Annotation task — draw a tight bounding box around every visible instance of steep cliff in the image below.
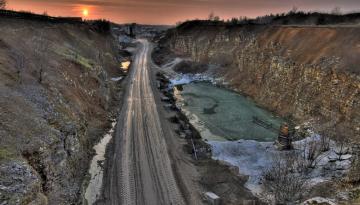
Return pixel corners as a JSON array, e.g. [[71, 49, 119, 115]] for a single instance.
[[157, 22, 360, 137], [0, 18, 126, 204]]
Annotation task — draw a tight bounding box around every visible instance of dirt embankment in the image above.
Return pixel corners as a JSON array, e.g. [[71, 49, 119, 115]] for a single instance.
[[0, 18, 126, 204], [155, 23, 360, 138]]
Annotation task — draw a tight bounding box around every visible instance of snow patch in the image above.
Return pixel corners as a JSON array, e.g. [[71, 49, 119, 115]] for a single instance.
[[85, 121, 116, 205], [209, 140, 275, 194], [111, 76, 123, 82], [209, 135, 352, 196], [301, 197, 337, 205], [170, 74, 216, 86]]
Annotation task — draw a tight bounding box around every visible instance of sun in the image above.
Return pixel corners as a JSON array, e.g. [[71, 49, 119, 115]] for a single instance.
[[82, 9, 89, 17]]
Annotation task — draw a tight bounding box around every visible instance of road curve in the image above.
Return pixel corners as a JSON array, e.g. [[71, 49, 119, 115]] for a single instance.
[[100, 39, 185, 205]]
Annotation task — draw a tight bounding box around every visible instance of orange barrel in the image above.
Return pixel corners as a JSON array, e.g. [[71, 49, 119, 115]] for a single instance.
[[280, 123, 289, 137]]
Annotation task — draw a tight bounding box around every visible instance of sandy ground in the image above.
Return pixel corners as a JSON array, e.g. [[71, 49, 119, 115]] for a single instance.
[[149, 55, 206, 205]]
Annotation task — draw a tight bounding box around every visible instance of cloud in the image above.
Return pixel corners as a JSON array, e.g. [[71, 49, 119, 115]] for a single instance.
[[9, 0, 360, 24], [15, 0, 360, 10], [24, 0, 208, 8]]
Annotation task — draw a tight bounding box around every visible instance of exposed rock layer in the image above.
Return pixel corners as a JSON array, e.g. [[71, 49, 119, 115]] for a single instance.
[[158, 23, 360, 135]]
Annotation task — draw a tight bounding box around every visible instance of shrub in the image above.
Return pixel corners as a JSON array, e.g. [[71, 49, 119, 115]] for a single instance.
[[0, 148, 13, 161], [92, 19, 111, 34], [262, 153, 308, 204], [0, 0, 6, 9], [348, 144, 360, 183]]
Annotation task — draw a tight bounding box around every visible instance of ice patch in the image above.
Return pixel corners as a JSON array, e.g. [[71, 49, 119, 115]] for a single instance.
[[209, 140, 275, 194], [209, 135, 352, 196], [170, 75, 194, 85], [173, 87, 226, 141], [111, 76, 123, 82], [169, 73, 217, 86]]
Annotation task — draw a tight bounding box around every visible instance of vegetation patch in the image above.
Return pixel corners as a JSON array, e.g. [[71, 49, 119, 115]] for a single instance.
[[0, 148, 14, 161], [56, 47, 94, 69], [90, 19, 111, 34]]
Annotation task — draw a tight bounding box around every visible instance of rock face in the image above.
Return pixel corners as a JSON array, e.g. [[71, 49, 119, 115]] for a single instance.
[[158, 22, 360, 136], [0, 18, 125, 204]]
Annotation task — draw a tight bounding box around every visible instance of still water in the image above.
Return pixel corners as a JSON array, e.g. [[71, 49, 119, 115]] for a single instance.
[[175, 82, 284, 142]]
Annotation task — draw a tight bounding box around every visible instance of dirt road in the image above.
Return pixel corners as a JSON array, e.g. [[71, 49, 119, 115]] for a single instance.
[[100, 39, 185, 205]]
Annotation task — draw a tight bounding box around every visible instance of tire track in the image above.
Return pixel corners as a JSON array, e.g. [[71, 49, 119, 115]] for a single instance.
[[100, 39, 185, 205]]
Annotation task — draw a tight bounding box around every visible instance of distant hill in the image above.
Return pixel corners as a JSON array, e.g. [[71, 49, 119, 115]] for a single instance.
[[0, 9, 83, 23], [176, 12, 360, 29]]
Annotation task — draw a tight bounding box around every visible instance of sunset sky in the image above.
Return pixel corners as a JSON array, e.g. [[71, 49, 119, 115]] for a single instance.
[[7, 0, 360, 25]]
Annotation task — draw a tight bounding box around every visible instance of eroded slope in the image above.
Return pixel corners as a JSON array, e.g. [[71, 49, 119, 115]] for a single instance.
[[0, 18, 125, 204]]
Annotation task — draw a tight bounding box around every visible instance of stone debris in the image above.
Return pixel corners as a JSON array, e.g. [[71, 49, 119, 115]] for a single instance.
[[301, 197, 337, 205], [0, 161, 40, 204]]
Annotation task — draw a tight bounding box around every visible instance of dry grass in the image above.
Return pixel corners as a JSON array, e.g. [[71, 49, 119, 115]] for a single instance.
[[0, 148, 14, 161]]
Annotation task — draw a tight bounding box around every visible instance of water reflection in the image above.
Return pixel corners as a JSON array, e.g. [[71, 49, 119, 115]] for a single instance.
[[121, 61, 131, 72]]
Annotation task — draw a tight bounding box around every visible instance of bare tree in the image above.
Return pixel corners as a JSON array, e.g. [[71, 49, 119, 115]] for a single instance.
[[208, 12, 215, 21], [289, 6, 299, 14], [348, 144, 360, 183], [34, 34, 50, 84], [331, 6, 342, 15], [312, 114, 351, 161], [297, 123, 331, 169], [333, 126, 350, 161], [262, 153, 308, 204], [310, 116, 337, 153], [208, 11, 220, 21], [0, 0, 6, 10], [11, 49, 26, 84], [319, 134, 331, 152], [301, 139, 326, 169]]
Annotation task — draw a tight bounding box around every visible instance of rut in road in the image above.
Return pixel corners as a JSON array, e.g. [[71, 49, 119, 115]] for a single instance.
[[100, 39, 185, 205]]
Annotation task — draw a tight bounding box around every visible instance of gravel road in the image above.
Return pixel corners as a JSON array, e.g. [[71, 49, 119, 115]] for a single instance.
[[100, 39, 185, 205]]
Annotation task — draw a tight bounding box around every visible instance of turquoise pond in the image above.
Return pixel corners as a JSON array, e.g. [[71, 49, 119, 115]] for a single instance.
[[176, 82, 285, 142]]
